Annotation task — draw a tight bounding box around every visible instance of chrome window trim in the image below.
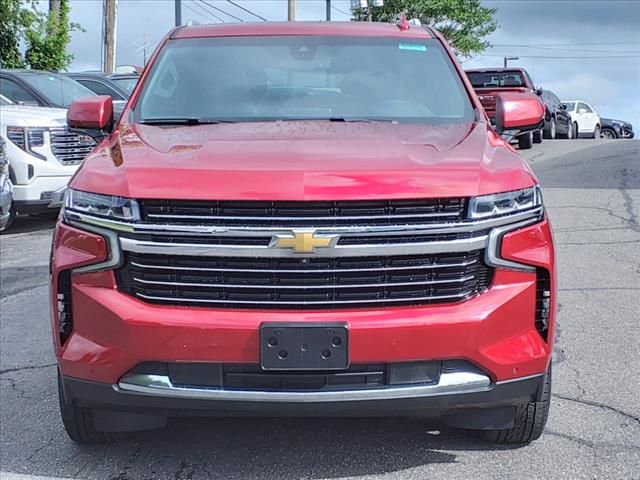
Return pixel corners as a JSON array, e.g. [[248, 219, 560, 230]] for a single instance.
[[116, 370, 494, 402], [64, 207, 543, 238]]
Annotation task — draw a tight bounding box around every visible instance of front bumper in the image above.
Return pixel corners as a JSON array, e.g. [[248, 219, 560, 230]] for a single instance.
[[61, 371, 545, 431], [52, 215, 556, 419]]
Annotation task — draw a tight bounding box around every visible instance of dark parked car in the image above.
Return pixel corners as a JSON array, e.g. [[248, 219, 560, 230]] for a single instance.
[[0, 69, 96, 108], [540, 89, 572, 139], [66, 72, 139, 100], [600, 118, 634, 139]]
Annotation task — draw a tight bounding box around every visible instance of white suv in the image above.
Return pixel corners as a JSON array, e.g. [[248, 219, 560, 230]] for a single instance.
[[562, 100, 601, 139], [0, 105, 95, 217]]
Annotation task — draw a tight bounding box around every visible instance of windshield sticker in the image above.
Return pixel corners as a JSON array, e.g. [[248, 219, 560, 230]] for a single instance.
[[399, 43, 427, 52]]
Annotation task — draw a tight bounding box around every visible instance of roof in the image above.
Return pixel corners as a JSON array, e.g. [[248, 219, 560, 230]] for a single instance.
[[172, 21, 433, 40]]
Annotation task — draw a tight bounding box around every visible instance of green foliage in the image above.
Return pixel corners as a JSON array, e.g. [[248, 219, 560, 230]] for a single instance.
[[352, 0, 498, 58], [0, 0, 80, 71], [24, 0, 81, 71], [0, 0, 25, 68]]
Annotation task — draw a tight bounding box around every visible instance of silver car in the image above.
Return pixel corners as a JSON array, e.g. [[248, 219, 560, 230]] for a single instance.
[[0, 136, 13, 231]]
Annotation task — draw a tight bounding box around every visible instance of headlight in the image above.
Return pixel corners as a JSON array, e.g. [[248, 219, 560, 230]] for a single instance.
[[468, 186, 543, 220], [6, 126, 47, 160], [64, 189, 140, 222]]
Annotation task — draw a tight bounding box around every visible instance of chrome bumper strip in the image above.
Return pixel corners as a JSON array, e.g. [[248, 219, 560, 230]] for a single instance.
[[117, 370, 493, 403]]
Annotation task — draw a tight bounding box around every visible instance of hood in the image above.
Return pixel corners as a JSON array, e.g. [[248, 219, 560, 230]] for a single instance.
[[0, 105, 67, 127], [71, 120, 537, 201]]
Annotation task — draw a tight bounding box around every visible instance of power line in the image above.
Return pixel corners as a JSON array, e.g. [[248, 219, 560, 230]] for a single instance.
[[492, 42, 640, 47], [489, 44, 640, 54], [331, 4, 350, 16], [225, 0, 266, 21], [198, 0, 244, 22], [479, 53, 640, 59], [183, 2, 221, 23], [191, 0, 225, 22]]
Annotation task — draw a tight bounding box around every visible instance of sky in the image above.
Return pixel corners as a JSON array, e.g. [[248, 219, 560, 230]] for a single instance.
[[60, 0, 640, 127]]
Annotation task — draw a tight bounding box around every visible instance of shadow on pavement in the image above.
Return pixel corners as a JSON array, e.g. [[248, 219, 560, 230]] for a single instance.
[[2, 214, 56, 235]]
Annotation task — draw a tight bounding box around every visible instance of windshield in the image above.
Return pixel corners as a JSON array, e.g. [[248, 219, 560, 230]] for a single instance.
[[19, 72, 95, 107], [467, 71, 526, 88], [563, 102, 576, 111], [111, 77, 138, 96], [134, 36, 473, 124]]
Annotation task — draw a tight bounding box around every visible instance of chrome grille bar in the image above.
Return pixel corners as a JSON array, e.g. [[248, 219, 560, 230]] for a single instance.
[[146, 211, 458, 221], [119, 235, 488, 257], [129, 258, 478, 273], [50, 127, 95, 165], [135, 291, 474, 306], [131, 275, 477, 290]]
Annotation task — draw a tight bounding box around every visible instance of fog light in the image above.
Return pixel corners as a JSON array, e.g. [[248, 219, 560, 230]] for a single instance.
[[388, 362, 440, 386]]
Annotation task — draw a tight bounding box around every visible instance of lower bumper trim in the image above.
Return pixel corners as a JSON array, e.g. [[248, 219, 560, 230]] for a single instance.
[[62, 372, 544, 419], [117, 370, 495, 403]]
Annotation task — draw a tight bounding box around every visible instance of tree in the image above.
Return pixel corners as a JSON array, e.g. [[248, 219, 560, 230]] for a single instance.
[[23, 0, 81, 71], [352, 0, 498, 58], [0, 0, 25, 68]]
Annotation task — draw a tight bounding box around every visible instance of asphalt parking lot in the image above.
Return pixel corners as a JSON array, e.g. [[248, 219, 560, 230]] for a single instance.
[[1, 139, 639, 480]]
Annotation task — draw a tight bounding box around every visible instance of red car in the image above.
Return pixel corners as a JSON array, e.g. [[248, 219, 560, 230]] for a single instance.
[[52, 21, 554, 445], [465, 67, 545, 149]]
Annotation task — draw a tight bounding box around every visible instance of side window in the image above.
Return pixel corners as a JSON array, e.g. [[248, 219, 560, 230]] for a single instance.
[[581, 103, 593, 113], [77, 79, 123, 100], [0, 78, 41, 105]]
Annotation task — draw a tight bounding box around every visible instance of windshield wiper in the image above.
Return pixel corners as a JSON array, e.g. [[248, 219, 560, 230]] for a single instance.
[[138, 117, 236, 125], [328, 117, 397, 124]]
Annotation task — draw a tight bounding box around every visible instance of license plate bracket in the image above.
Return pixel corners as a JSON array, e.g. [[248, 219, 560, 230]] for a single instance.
[[260, 323, 349, 371]]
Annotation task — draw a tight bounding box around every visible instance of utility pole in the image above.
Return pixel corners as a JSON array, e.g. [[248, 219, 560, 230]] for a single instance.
[[103, 0, 118, 73], [49, 0, 61, 19], [175, 0, 182, 27], [326, 0, 331, 21], [504, 56, 519, 68], [288, 0, 295, 21]]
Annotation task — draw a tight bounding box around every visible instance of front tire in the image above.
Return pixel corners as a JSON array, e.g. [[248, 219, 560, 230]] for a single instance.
[[0, 203, 16, 234], [518, 132, 533, 150], [485, 365, 551, 445], [572, 122, 578, 139], [58, 371, 122, 444], [544, 117, 557, 140], [532, 129, 543, 144], [601, 128, 617, 139]]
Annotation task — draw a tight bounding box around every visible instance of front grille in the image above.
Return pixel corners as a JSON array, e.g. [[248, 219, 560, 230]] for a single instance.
[[50, 127, 95, 165], [116, 250, 492, 309], [139, 198, 467, 227]]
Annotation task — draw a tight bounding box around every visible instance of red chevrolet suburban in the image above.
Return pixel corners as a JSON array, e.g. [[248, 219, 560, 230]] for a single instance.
[[465, 67, 545, 150], [52, 22, 554, 445]]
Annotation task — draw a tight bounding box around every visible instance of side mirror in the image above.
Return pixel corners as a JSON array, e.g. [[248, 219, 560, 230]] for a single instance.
[[536, 86, 543, 96], [494, 91, 544, 135], [67, 95, 114, 142]]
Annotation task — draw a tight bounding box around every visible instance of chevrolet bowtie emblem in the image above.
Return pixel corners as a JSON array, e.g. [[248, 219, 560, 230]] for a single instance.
[[270, 230, 339, 253]]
